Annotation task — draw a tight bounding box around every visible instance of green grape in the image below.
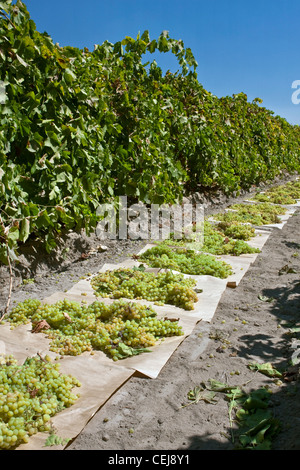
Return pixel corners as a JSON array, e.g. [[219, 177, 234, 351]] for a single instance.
[[0, 354, 81, 449], [202, 222, 259, 256], [252, 180, 300, 205], [91, 268, 198, 310], [254, 192, 296, 204], [7, 299, 184, 361], [214, 202, 287, 226], [7, 298, 41, 328], [138, 245, 232, 278], [155, 220, 258, 255], [230, 202, 286, 216], [216, 220, 255, 240]]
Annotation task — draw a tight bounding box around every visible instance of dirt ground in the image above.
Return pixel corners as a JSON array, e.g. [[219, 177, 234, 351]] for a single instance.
[[1, 178, 299, 452], [66, 206, 300, 452]]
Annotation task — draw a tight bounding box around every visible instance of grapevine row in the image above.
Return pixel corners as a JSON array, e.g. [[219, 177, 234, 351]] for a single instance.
[[1, 1, 300, 264]]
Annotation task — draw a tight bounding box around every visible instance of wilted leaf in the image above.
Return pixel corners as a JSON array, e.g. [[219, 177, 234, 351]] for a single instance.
[[63, 312, 72, 322], [117, 342, 151, 358], [248, 362, 282, 378], [282, 365, 300, 381], [31, 320, 51, 333], [206, 379, 242, 395], [44, 433, 70, 447], [181, 386, 217, 408], [258, 295, 274, 302], [278, 265, 297, 275]]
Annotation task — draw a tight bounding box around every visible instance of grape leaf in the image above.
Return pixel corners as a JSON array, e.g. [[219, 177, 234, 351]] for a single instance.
[[44, 433, 70, 447], [117, 342, 151, 358], [248, 362, 282, 378]]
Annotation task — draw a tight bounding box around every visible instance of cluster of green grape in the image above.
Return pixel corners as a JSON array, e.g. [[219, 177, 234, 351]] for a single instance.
[[201, 222, 260, 256], [216, 220, 256, 241], [138, 245, 232, 278], [231, 202, 286, 220], [213, 202, 287, 226], [217, 239, 260, 256], [252, 180, 300, 205], [6, 298, 42, 328], [155, 220, 258, 256], [90, 268, 199, 310], [7, 299, 183, 360], [0, 354, 81, 449]]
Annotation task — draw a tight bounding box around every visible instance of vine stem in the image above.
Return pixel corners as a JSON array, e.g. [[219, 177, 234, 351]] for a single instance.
[[0, 9, 16, 29], [0, 215, 14, 322]]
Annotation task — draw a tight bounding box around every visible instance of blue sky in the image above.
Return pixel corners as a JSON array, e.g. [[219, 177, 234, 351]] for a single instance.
[[23, 0, 300, 125]]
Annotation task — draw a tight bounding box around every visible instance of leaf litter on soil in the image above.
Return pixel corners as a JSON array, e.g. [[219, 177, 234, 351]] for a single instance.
[[181, 378, 281, 449]]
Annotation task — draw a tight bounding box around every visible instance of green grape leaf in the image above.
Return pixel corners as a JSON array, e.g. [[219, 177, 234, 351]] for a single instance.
[[7, 226, 19, 244], [19, 218, 30, 243], [181, 386, 218, 407], [258, 295, 274, 302], [206, 379, 242, 394], [117, 342, 151, 358], [44, 433, 70, 447], [248, 362, 282, 378]]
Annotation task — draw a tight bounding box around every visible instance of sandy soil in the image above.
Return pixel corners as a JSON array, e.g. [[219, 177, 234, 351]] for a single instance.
[[66, 206, 300, 451], [1, 178, 299, 452]]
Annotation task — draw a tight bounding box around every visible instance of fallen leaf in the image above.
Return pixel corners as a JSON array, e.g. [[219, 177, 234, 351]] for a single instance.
[[248, 362, 282, 378], [282, 365, 300, 382], [44, 433, 70, 447], [164, 318, 180, 323], [229, 350, 238, 357], [63, 312, 72, 322], [31, 320, 51, 333], [278, 265, 297, 275], [181, 386, 218, 408], [117, 342, 151, 358], [258, 295, 274, 302]]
